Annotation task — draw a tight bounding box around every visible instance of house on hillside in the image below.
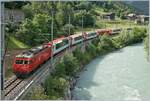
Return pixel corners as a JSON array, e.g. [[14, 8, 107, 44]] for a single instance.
[[101, 12, 115, 20], [135, 15, 149, 24], [125, 13, 137, 20], [4, 8, 25, 24]]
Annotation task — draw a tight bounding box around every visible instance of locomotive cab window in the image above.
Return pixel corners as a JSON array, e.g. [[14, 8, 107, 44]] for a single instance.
[[15, 60, 23, 64], [24, 61, 30, 64]]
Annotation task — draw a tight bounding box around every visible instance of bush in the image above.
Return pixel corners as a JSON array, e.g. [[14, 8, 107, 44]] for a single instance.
[[73, 46, 91, 65], [53, 53, 80, 77], [43, 76, 68, 99], [113, 27, 147, 47], [85, 42, 98, 58], [97, 35, 116, 54], [16, 13, 51, 46], [62, 53, 80, 76], [25, 85, 49, 100]]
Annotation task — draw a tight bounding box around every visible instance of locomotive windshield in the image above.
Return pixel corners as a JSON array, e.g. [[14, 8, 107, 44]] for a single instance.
[[15, 60, 31, 64], [15, 60, 23, 64]]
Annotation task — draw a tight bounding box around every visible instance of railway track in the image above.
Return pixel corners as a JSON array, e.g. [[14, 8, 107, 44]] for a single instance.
[[5, 78, 23, 96], [4, 47, 67, 100]]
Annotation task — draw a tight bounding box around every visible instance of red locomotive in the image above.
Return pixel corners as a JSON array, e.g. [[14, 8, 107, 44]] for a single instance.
[[12, 28, 121, 78], [13, 45, 51, 77]]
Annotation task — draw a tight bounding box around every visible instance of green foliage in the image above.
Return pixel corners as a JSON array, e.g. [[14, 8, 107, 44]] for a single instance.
[[77, 1, 92, 11], [16, 13, 51, 46], [73, 47, 91, 65], [74, 12, 95, 27], [62, 24, 75, 36], [113, 27, 147, 48], [97, 35, 116, 54], [5, 23, 19, 33], [20, 1, 89, 46], [25, 86, 49, 100], [5, 1, 29, 9], [43, 76, 68, 99], [62, 53, 80, 76], [86, 42, 98, 58], [42, 53, 79, 99], [53, 53, 80, 77], [94, 1, 135, 18], [6, 36, 29, 50]]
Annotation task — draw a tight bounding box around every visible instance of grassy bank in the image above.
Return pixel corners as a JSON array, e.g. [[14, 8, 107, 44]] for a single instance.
[[24, 27, 147, 100], [6, 35, 30, 50]]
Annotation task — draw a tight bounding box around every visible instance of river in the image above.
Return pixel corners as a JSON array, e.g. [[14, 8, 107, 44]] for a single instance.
[[72, 43, 150, 101]]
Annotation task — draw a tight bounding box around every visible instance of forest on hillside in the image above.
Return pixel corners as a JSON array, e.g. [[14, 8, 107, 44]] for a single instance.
[[5, 1, 135, 46]]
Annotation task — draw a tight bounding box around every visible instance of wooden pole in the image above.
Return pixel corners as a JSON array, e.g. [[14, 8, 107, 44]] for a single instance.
[[0, 2, 5, 100]]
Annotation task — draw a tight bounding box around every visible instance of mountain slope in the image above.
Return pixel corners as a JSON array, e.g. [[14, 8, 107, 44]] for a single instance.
[[124, 1, 149, 15]]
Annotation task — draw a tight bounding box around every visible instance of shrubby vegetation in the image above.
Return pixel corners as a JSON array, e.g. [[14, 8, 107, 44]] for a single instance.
[[113, 27, 147, 48], [43, 76, 68, 99]]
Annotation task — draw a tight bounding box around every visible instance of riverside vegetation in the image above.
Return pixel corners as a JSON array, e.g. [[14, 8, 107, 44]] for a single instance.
[[24, 27, 148, 100]]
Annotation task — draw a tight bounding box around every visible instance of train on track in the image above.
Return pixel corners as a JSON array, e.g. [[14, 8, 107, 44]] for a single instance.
[[12, 28, 127, 78]]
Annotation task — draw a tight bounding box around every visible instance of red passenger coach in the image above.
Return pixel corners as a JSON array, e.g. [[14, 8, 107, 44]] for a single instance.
[[12, 45, 51, 77]]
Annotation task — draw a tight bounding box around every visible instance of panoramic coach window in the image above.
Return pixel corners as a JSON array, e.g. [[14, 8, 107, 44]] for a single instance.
[[88, 32, 96, 37], [75, 36, 82, 41], [56, 42, 63, 49], [63, 39, 69, 44]]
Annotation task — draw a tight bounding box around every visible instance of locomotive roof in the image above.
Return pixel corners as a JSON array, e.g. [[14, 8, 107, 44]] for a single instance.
[[16, 45, 45, 58]]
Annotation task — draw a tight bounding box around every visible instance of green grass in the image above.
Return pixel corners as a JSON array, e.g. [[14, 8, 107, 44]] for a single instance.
[[96, 19, 147, 28], [6, 36, 30, 50]]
